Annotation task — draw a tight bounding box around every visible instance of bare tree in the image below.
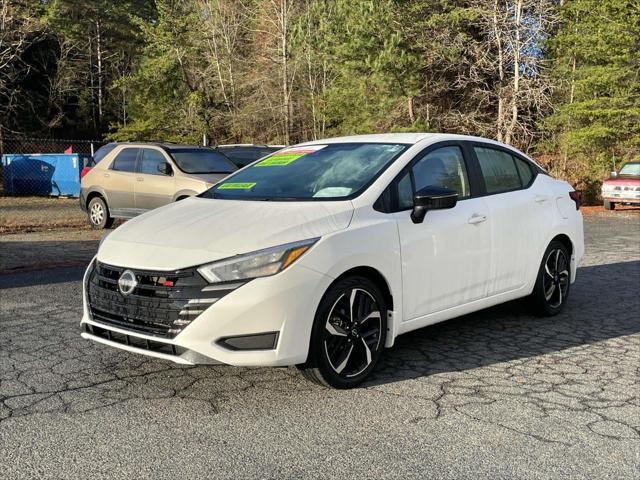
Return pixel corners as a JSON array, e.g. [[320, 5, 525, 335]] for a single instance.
[[474, 0, 557, 149], [0, 0, 43, 135]]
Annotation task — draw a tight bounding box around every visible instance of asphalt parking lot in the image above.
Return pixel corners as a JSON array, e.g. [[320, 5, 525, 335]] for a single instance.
[[1, 214, 639, 479]]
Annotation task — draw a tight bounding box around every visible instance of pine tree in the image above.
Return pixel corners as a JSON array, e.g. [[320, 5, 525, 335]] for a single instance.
[[545, 0, 640, 182]]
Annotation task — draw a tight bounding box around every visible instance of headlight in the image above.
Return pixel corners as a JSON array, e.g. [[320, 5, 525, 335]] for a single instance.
[[197, 238, 320, 283]]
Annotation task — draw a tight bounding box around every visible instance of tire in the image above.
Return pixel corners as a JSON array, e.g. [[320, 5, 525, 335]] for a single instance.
[[529, 241, 571, 316], [299, 276, 387, 389], [604, 200, 615, 210], [87, 196, 114, 229]]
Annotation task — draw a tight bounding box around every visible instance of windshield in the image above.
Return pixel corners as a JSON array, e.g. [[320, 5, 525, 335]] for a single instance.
[[203, 143, 408, 201], [619, 163, 640, 176], [168, 148, 237, 174]]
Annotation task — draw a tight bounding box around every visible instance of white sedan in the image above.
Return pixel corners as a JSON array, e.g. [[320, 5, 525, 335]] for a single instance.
[[81, 133, 584, 388]]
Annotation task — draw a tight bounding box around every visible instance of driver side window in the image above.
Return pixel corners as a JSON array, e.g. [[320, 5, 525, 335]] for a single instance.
[[397, 146, 470, 209]]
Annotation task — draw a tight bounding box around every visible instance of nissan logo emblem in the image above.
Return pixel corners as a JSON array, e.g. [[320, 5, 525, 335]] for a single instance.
[[118, 270, 138, 295]]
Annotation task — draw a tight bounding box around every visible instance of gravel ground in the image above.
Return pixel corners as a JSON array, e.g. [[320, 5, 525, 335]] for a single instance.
[[0, 214, 638, 479], [0, 196, 87, 234]]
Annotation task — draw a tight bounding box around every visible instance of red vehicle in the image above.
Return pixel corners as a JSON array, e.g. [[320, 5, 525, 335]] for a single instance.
[[601, 161, 640, 210]]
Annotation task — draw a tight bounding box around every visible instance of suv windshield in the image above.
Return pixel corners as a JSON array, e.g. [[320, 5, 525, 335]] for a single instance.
[[204, 143, 408, 201], [619, 163, 640, 176], [217, 146, 283, 168], [168, 148, 236, 174]]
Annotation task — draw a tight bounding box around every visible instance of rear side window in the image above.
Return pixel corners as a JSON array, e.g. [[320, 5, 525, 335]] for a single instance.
[[474, 147, 521, 194], [92, 143, 117, 165], [111, 148, 139, 172], [514, 156, 533, 186], [139, 149, 168, 175]]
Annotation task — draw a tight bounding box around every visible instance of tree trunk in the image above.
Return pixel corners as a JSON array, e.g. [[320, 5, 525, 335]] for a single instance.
[[280, 0, 290, 145], [408, 96, 415, 123], [493, 0, 505, 142], [95, 20, 103, 126], [505, 0, 522, 145]]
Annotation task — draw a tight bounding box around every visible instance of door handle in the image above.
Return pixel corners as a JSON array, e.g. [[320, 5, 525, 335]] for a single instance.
[[103, 173, 110, 178], [535, 195, 550, 203], [468, 213, 487, 225], [136, 177, 144, 182]]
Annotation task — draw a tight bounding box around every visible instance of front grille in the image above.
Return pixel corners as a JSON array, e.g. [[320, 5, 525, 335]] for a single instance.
[[84, 324, 187, 356], [86, 261, 243, 338]]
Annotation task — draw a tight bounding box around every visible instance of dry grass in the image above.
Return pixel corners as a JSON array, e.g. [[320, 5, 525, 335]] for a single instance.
[[0, 196, 88, 234]]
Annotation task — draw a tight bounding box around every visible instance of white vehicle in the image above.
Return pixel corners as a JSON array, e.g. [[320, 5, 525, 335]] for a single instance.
[[81, 134, 584, 388]]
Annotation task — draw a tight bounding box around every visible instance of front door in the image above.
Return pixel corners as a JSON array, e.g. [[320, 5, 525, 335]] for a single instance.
[[105, 147, 139, 217], [134, 148, 176, 212], [394, 144, 492, 320]]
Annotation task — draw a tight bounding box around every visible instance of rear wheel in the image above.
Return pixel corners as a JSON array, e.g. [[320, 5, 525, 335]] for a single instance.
[[530, 241, 571, 316], [604, 200, 615, 210], [299, 276, 387, 389], [88, 196, 114, 229]]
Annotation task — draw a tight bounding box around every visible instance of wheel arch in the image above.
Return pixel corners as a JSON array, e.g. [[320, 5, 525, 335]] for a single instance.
[[331, 266, 394, 312], [551, 233, 573, 258], [86, 189, 108, 208]]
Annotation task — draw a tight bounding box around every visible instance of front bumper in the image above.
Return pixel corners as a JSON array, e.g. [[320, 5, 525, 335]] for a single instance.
[[79, 188, 87, 211], [602, 194, 640, 204], [81, 260, 333, 367]]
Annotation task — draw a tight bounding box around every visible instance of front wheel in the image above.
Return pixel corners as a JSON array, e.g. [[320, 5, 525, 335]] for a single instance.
[[530, 241, 571, 316], [299, 276, 387, 388], [87, 196, 114, 229]]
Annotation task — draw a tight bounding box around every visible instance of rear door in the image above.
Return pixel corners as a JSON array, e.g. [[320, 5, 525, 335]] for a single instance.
[[470, 144, 546, 296], [134, 147, 176, 212], [105, 147, 139, 217], [393, 143, 492, 319]]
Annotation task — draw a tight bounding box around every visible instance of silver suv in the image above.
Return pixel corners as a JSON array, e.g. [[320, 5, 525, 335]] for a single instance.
[[80, 143, 236, 228]]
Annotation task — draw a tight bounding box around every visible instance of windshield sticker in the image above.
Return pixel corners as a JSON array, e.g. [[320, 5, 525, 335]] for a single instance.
[[313, 187, 353, 198], [217, 182, 257, 190], [256, 145, 326, 167]]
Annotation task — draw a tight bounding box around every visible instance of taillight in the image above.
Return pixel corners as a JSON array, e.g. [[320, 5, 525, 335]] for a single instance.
[[569, 191, 581, 210], [80, 166, 92, 179]]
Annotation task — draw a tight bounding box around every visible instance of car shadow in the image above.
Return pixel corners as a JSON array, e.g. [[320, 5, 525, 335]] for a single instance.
[[0, 265, 88, 289], [366, 260, 640, 387]]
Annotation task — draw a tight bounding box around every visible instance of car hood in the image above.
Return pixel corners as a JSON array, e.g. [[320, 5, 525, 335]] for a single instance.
[[97, 197, 354, 270], [603, 176, 640, 186], [186, 172, 232, 184]]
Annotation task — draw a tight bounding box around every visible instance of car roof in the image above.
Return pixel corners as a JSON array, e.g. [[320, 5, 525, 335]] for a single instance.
[[296, 133, 545, 170], [216, 144, 285, 148], [297, 132, 517, 146], [102, 142, 210, 149], [298, 133, 440, 145]]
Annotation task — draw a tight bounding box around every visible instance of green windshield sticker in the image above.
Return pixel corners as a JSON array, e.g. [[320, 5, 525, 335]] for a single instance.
[[255, 145, 327, 167], [256, 153, 304, 167], [218, 182, 257, 190]]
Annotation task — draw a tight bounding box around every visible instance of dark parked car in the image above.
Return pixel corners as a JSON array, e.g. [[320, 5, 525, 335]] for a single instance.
[[214, 144, 285, 168]]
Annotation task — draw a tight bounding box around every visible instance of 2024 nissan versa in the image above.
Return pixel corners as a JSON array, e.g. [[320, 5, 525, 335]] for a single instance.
[[81, 134, 584, 388]]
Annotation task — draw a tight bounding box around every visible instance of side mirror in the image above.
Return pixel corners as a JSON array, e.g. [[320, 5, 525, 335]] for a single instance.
[[157, 162, 172, 175], [610, 171, 618, 178], [411, 186, 458, 224]]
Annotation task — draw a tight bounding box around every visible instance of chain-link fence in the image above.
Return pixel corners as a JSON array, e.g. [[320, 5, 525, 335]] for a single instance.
[[0, 137, 105, 196]]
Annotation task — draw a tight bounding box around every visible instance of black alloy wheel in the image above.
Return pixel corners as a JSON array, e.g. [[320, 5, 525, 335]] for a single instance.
[[300, 276, 387, 388], [531, 240, 571, 316]]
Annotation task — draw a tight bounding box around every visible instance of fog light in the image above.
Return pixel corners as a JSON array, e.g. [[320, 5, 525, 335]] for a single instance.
[[217, 332, 279, 351]]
